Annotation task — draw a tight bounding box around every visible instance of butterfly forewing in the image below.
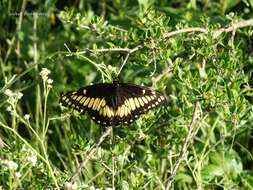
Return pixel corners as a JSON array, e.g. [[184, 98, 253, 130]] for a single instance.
[[60, 82, 167, 126], [60, 83, 116, 125]]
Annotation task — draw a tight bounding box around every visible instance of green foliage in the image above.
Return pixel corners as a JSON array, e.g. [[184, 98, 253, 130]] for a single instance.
[[0, 0, 253, 189]]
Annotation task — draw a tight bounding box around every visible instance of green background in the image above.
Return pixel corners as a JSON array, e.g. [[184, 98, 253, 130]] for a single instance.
[[0, 0, 253, 189]]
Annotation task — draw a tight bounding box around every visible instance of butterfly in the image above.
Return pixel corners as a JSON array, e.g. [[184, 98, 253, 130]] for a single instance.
[[60, 80, 167, 126]]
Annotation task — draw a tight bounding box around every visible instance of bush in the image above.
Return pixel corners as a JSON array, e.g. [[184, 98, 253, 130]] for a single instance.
[[0, 0, 253, 189]]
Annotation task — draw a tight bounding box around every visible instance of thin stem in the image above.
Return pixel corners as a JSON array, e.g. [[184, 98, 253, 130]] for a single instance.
[[9, 110, 60, 189], [0, 121, 46, 163], [118, 52, 130, 76], [163, 27, 207, 38], [165, 102, 199, 190], [40, 142, 60, 189], [42, 81, 47, 137], [77, 47, 134, 54], [149, 49, 157, 77], [70, 126, 113, 183], [33, 13, 38, 69], [78, 54, 110, 81], [112, 156, 115, 189], [162, 19, 253, 39], [3, 0, 27, 64], [213, 19, 253, 38], [117, 45, 143, 76]]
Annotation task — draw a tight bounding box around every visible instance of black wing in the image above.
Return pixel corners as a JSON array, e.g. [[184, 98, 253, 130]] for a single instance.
[[60, 82, 167, 126], [112, 83, 167, 125], [60, 83, 117, 125]]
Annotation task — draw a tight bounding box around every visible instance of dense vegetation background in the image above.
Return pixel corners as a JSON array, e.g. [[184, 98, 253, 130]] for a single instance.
[[0, 0, 253, 189]]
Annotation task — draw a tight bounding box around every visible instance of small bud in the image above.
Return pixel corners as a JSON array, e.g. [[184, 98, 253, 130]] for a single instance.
[[24, 114, 30, 120], [27, 155, 37, 166], [4, 89, 13, 97]]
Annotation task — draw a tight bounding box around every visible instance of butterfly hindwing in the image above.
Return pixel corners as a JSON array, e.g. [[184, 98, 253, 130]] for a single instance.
[[60, 82, 167, 126]]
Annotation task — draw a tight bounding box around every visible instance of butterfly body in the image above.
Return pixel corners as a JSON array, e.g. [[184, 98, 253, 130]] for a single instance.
[[60, 81, 167, 126]]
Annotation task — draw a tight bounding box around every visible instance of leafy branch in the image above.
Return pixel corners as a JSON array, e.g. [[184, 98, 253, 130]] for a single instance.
[[165, 102, 199, 190], [70, 126, 113, 183], [71, 19, 253, 76]]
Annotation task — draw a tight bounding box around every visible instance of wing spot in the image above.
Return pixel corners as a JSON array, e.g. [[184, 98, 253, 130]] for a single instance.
[[80, 97, 87, 104], [96, 99, 105, 111], [103, 122, 107, 125], [135, 115, 138, 118], [155, 101, 159, 105], [142, 90, 146, 94], [130, 119, 133, 122], [103, 107, 107, 117], [146, 96, 151, 101], [100, 99, 106, 107], [105, 106, 112, 118], [76, 96, 83, 101], [71, 95, 77, 100], [152, 104, 155, 107], [138, 98, 144, 107], [151, 95, 156, 100], [83, 89, 87, 95], [88, 98, 94, 108], [120, 105, 125, 117], [62, 96, 66, 101], [142, 97, 148, 104], [99, 108, 103, 116], [109, 107, 114, 117], [83, 97, 90, 106], [128, 98, 136, 111], [124, 99, 131, 110], [92, 98, 100, 110], [80, 109, 84, 112], [124, 121, 128, 124], [97, 120, 101, 123], [125, 105, 130, 116], [134, 98, 140, 108], [92, 117, 95, 119], [124, 106, 128, 116]]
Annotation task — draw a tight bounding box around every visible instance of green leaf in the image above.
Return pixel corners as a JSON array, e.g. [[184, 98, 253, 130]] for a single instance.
[[201, 164, 224, 181], [122, 180, 129, 190]]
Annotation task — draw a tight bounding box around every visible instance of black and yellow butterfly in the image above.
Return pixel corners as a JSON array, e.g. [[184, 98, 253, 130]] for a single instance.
[[60, 80, 167, 126]]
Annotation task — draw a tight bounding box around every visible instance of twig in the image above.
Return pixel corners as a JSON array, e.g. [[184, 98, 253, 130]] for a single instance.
[[213, 19, 253, 38], [4, 0, 27, 64], [117, 45, 142, 75], [165, 102, 199, 190], [77, 47, 136, 55], [149, 39, 157, 77], [112, 156, 115, 189], [163, 19, 253, 39], [70, 126, 113, 183], [163, 27, 207, 38], [65, 44, 142, 77], [153, 65, 173, 85]]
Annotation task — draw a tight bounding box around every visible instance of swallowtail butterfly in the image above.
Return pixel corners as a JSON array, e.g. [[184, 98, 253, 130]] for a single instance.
[[60, 80, 167, 126]]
